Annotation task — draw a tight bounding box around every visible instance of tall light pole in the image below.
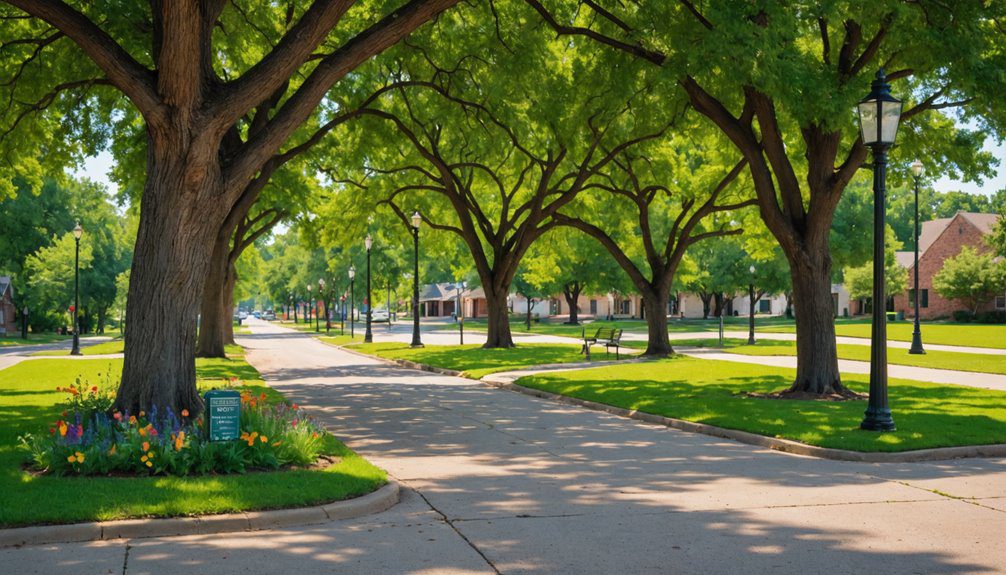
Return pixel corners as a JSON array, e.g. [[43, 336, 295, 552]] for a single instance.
[[339, 293, 345, 335], [364, 234, 374, 343], [909, 160, 926, 355], [459, 280, 467, 346], [308, 284, 316, 332], [349, 266, 356, 338], [410, 211, 423, 348], [748, 265, 757, 345], [70, 222, 83, 356], [319, 278, 328, 333], [857, 69, 902, 432]]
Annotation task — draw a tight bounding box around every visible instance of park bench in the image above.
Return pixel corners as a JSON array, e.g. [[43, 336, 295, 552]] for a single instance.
[[581, 327, 623, 360]]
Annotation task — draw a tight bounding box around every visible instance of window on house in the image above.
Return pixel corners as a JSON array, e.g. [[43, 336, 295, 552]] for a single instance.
[[996, 295, 1006, 310], [908, 289, 930, 309], [759, 299, 771, 313], [589, 299, 597, 314]]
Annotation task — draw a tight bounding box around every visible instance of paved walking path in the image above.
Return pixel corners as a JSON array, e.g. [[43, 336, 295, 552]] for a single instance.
[[7, 320, 1004, 574], [0, 336, 114, 372]]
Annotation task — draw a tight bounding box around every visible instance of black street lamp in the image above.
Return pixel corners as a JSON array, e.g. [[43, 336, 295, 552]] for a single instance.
[[339, 293, 345, 335], [319, 278, 328, 333], [70, 222, 83, 356], [458, 280, 467, 346], [288, 292, 293, 322], [909, 160, 926, 355], [349, 265, 356, 339], [364, 234, 374, 343], [748, 265, 757, 345], [410, 211, 423, 348], [856, 69, 902, 432], [308, 284, 317, 332]]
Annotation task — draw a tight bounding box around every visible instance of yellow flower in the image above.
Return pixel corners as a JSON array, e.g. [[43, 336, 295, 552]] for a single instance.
[[259, 435, 268, 443], [75, 452, 84, 463], [58, 422, 68, 437], [141, 455, 148, 462], [145, 461, 153, 468], [139, 410, 145, 417], [138, 427, 147, 437], [108, 444, 117, 456], [67, 454, 76, 463]]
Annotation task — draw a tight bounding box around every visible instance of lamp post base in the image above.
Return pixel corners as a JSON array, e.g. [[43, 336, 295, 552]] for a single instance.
[[909, 331, 925, 355], [860, 407, 896, 431]]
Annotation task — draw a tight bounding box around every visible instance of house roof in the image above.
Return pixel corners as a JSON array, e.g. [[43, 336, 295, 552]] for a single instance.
[[893, 212, 999, 270], [894, 251, 915, 269], [419, 282, 465, 302]]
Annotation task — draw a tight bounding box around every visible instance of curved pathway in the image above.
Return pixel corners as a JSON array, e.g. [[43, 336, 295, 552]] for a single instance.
[[6, 321, 1004, 574]]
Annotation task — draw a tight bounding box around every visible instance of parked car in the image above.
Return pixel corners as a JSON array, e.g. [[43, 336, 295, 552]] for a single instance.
[[251, 311, 261, 319], [237, 311, 248, 320], [371, 309, 390, 323], [262, 310, 276, 321]]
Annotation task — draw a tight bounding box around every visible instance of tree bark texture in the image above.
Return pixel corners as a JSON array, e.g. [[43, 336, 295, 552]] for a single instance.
[[563, 282, 582, 324], [483, 287, 514, 348], [196, 232, 232, 358], [641, 289, 673, 356], [115, 150, 225, 416], [785, 256, 847, 396]]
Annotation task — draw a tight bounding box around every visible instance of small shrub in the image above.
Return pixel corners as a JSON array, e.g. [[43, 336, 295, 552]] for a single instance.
[[976, 310, 1006, 324], [952, 310, 974, 323], [18, 382, 333, 477]]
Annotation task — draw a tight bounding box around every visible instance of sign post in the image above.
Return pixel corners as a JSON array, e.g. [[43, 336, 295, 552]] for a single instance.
[[204, 389, 241, 441]]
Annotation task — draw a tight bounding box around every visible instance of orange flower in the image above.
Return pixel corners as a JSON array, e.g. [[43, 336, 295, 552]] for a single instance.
[[138, 427, 147, 437], [58, 422, 68, 437], [108, 444, 117, 456], [67, 454, 77, 463], [139, 410, 145, 417], [181, 409, 189, 418], [259, 435, 268, 443], [142, 441, 150, 452], [128, 415, 137, 425]]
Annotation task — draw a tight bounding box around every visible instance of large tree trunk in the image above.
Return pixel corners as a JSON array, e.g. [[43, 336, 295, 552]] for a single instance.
[[115, 150, 224, 416], [483, 288, 514, 348], [700, 293, 712, 319], [196, 234, 231, 358], [642, 290, 673, 356], [785, 257, 852, 396], [563, 282, 582, 324]]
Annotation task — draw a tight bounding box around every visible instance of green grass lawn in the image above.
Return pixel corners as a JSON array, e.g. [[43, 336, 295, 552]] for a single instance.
[[0, 352, 386, 527], [669, 337, 1006, 375], [323, 340, 591, 379], [763, 320, 1006, 349], [516, 356, 1006, 452]]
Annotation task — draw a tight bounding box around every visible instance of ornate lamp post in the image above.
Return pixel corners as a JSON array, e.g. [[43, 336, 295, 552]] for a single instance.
[[70, 222, 83, 356], [339, 293, 345, 335], [748, 265, 757, 345], [364, 234, 374, 343], [307, 284, 316, 332], [909, 160, 926, 355], [410, 211, 423, 348], [287, 292, 293, 322], [319, 278, 329, 333], [856, 69, 902, 432], [349, 266, 356, 338]]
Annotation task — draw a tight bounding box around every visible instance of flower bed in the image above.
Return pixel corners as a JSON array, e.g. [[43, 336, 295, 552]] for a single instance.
[[20, 378, 330, 476]]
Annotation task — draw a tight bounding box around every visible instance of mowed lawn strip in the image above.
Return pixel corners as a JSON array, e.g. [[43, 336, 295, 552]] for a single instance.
[[320, 339, 589, 379], [0, 354, 386, 528], [515, 356, 1006, 452], [667, 338, 1006, 375], [763, 321, 1006, 349]]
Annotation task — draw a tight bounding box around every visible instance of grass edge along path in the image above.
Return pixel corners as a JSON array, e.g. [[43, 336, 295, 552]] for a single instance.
[[0, 353, 386, 528], [667, 338, 1006, 376], [318, 337, 592, 379], [514, 356, 1006, 453]]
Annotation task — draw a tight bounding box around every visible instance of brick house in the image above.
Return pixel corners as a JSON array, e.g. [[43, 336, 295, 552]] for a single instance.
[[893, 212, 1003, 319], [0, 276, 17, 335]]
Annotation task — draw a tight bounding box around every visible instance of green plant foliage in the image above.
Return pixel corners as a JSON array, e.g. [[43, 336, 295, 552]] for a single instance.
[[933, 246, 1006, 315]]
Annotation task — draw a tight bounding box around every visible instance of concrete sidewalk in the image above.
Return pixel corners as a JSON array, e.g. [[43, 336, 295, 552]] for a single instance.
[[6, 321, 1004, 574], [0, 336, 114, 372]]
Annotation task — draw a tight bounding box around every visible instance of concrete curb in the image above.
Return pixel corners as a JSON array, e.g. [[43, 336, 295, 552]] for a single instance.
[[0, 480, 399, 549], [481, 373, 1006, 463]]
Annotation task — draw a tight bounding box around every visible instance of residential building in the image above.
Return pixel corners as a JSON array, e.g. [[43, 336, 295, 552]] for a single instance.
[[892, 212, 1002, 319], [0, 276, 17, 334], [418, 283, 461, 317]]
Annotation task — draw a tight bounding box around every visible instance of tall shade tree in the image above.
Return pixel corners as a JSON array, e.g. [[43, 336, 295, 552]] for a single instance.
[[326, 21, 669, 347], [526, 0, 1004, 395], [0, 0, 461, 414], [555, 133, 756, 355]]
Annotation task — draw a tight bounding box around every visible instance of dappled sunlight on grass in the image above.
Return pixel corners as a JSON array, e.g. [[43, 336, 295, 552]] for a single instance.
[[763, 320, 1006, 349], [516, 356, 1006, 452]]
